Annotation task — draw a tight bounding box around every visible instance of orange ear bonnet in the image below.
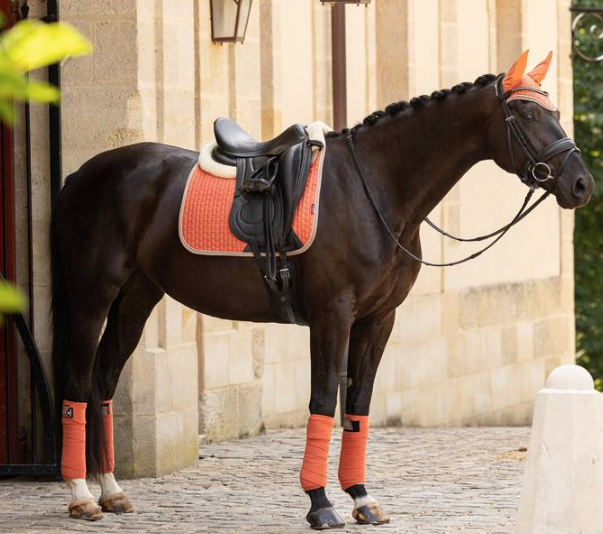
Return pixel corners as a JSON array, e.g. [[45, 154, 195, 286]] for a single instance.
[[503, 50, 556, 111]]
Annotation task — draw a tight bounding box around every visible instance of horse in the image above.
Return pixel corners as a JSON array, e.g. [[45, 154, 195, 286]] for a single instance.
[[50, 50, 593, 527]]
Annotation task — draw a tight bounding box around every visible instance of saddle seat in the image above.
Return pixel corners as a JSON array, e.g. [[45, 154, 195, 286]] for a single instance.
[[213, 117, 308, 159]]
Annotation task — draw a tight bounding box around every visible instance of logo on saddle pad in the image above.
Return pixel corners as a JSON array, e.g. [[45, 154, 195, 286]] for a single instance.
[[62, 406, 74, 419]]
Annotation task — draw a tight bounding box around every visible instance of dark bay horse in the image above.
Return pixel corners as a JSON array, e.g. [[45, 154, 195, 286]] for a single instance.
[[51, 51, 593, 526]]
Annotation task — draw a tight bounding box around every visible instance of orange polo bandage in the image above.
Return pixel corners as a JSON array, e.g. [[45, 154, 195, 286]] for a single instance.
[[100, 400, 115, 473], [61, 400, 87, 480], [300, 414, 335, 491], [338, 414, 369, 490]]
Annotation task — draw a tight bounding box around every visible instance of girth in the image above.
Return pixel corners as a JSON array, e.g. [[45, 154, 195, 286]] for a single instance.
[[213, 118, 320, 325]]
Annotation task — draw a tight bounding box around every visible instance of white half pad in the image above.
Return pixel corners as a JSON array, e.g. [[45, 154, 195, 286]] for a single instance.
[[198, 120, 332, 178]]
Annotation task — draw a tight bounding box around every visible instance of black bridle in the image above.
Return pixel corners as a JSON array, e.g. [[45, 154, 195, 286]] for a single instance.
[[346, 74, 580, 267], [495, 75, 580, 188]]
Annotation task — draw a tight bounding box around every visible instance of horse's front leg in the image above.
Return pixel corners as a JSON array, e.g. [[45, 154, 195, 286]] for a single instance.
[[302, 311, 353, 529], [338, 310, 395, 525]]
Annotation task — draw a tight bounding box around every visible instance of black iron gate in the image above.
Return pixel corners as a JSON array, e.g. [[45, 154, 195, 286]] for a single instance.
[[0, 0, 62, 477]]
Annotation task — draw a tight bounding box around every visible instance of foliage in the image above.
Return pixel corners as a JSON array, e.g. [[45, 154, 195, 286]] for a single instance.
[[0, 12, 90, 319], [573, 0, 603, 389], [0, 11, 91, 123], [0, 280, 26, 324]]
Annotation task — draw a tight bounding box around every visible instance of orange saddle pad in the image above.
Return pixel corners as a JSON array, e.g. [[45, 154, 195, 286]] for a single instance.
[[179, 150, 325, 256]]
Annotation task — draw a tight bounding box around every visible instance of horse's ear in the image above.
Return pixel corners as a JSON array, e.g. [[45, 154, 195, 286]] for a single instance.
[[527, 51, 553, 85], [502, 50, 529, 92]]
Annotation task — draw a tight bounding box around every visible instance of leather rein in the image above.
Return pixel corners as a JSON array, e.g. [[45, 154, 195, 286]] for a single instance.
[[346, 74, 580, 267]]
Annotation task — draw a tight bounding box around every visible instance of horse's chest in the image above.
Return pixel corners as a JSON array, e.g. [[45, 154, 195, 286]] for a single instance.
[[357, 250, 422, 317]]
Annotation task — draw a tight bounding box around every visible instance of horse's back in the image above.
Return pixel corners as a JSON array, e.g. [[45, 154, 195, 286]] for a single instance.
[[54, 142, 198, 271]]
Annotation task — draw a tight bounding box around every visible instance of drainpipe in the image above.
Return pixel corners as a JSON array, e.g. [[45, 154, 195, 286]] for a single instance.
[[331, 4, 347, 131]]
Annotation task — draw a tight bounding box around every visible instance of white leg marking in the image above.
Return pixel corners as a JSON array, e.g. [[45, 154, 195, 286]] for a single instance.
[[66, 478, 95, 502], [98, 472, 124, 498], [353, 494, 377, 510]]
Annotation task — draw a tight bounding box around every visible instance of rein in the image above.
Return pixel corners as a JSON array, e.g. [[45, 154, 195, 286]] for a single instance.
[[346, 75, 579, 267]]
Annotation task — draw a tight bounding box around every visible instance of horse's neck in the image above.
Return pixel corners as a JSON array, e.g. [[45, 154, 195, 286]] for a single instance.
[[356, 88, 492, 229]]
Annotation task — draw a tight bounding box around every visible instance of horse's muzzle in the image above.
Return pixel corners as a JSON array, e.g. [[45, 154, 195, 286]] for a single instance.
[[555, 173, 594, 209]]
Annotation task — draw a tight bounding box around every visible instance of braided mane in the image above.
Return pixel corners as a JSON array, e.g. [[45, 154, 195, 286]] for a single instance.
[[326, 73, 499, 138]]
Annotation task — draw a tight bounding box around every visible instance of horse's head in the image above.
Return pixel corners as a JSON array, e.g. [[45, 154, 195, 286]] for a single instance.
[[487, 50, 594, 209]]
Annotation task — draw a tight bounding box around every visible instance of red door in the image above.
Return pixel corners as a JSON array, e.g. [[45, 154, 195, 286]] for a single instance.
[[0, 0, 19, 465]]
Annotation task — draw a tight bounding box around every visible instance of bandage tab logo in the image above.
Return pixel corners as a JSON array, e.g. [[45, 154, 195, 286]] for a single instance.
[[62, 406, 74, 419]]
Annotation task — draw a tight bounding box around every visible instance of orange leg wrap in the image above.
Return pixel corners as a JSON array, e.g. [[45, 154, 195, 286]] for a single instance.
[[300, 414, 335, 491], [100, 400, 115, 473], [338, 414, 369, 490], [61, 400, 87, 480]]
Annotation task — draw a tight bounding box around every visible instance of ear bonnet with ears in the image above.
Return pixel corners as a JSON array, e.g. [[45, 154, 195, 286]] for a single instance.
[[502, 50, 556, 111]]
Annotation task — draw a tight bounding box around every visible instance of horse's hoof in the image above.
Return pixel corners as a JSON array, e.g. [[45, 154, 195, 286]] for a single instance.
[[68, 498, 103, 521], [352, 503, 390, 525], [306, 506, 345, 529], [99, 492, 134, 514]]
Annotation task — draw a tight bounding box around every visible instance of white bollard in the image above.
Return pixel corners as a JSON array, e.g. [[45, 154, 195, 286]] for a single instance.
[[516, 364, 603, 534]]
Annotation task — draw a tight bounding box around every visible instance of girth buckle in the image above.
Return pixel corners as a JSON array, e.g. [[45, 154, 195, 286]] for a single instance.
[[279, 267, 291, 288]]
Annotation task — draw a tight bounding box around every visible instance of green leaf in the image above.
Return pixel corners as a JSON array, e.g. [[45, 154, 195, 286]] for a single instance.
[[1, 20, 92, 72], [26, 80, 60, 103], [0, 97, 15, 123], [0, 281, 26, 314]]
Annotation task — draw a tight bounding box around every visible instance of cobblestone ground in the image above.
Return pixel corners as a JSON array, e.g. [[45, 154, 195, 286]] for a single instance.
[[0, 427, 530, 534]]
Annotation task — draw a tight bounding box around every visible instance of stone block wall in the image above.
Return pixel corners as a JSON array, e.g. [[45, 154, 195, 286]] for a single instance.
[[198, 318, 264, 441]]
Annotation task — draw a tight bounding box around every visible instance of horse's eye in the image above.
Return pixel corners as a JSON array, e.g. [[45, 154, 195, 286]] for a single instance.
[[523, 113, 535, 122]]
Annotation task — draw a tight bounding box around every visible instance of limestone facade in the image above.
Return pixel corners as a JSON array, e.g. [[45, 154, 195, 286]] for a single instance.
[[11, 0, 575, 474]]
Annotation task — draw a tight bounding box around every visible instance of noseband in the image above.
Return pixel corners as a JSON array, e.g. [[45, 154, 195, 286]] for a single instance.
[[346, 75, 581, 267], [495, 75, 580, 188]]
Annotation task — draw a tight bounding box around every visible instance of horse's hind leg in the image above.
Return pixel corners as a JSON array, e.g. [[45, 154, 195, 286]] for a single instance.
[[338, 311, 395, 525], [61, 282, 124, 521], [93, 271, 164, 514]]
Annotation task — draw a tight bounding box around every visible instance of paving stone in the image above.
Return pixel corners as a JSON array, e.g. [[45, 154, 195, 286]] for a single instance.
[[0, 427, 529, 533]]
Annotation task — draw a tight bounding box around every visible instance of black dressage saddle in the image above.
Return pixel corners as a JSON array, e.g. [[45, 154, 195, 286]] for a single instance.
[[212, 117, 322, 325]]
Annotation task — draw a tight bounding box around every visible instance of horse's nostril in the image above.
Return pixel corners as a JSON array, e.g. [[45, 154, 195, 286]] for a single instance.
[[573, 177, 587, 199]]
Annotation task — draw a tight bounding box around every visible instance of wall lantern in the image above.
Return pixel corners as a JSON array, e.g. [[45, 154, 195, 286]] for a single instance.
[[210, 0, 253, 44]]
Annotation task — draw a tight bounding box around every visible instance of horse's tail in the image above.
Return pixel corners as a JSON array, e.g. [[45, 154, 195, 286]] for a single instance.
[[51, 171, 105, 476]]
